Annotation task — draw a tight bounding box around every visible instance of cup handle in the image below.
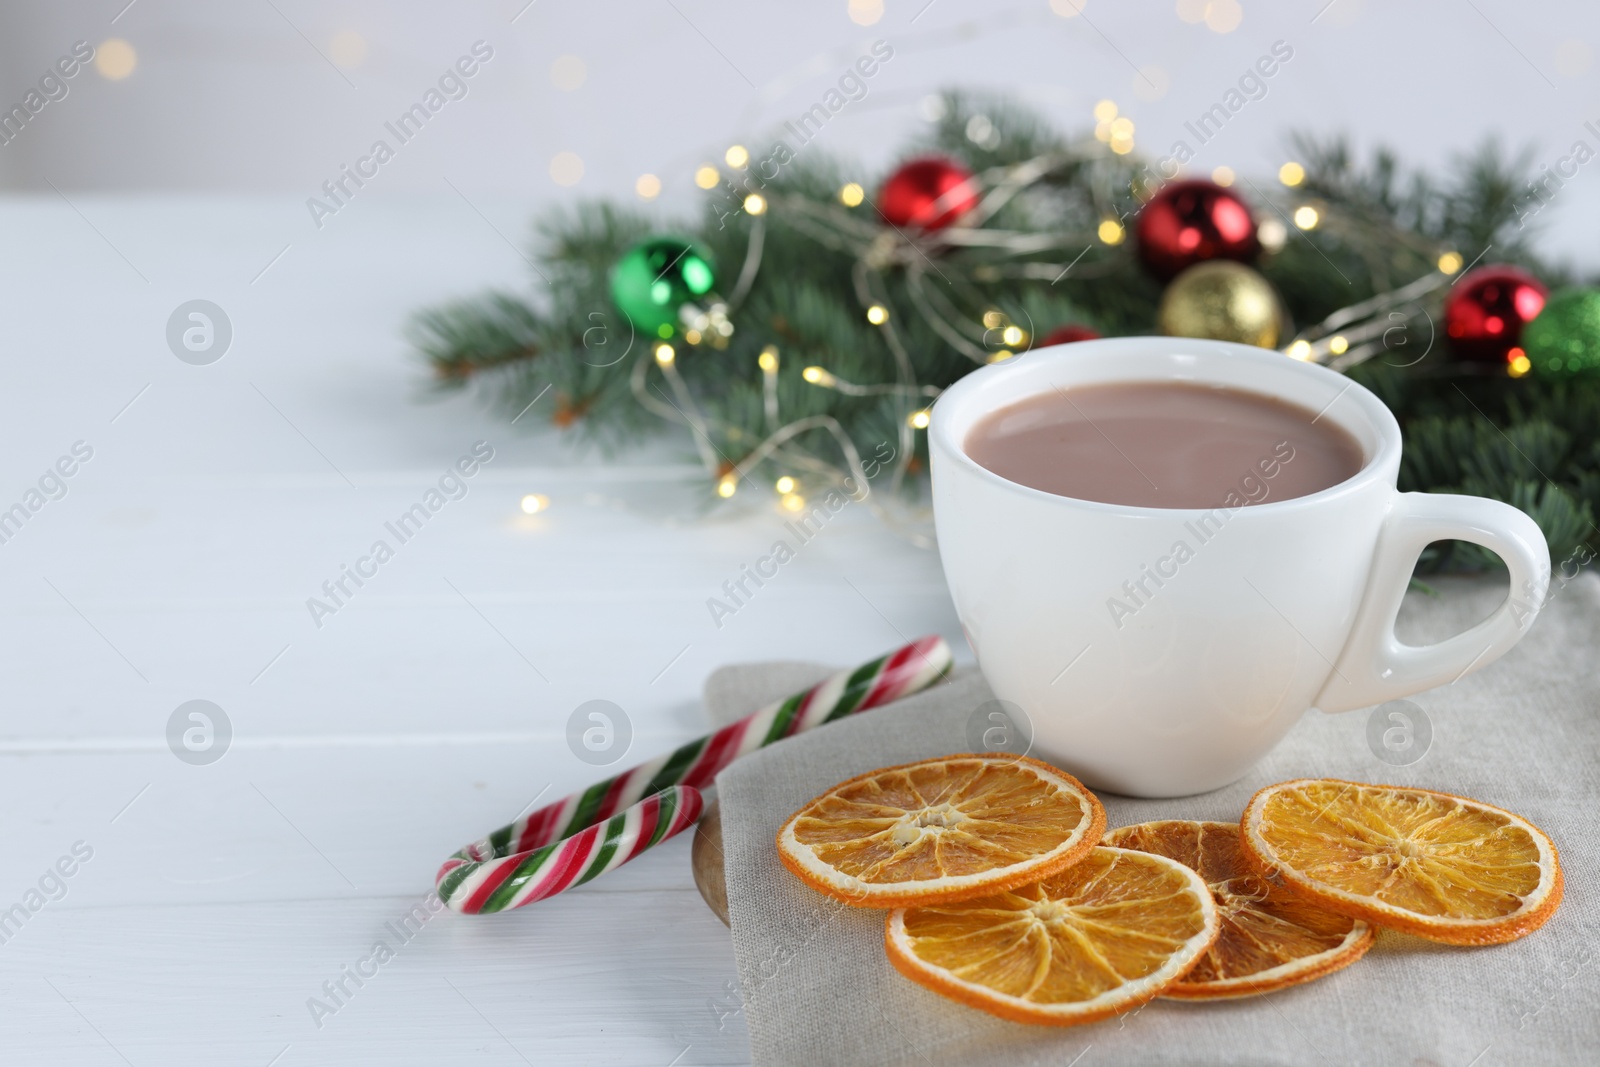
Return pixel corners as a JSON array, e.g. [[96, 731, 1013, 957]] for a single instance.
[[1313, 492, 1550, 713]]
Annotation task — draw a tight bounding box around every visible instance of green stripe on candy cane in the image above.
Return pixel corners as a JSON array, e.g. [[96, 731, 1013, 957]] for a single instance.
[[636, 736, 712, 804], [557, 776, 623, 842], [760, 689, 811, 746], [828, 655, 897, 720]]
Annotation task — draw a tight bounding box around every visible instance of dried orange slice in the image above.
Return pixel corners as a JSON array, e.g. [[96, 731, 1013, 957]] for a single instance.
[[1106, 820, 1374, 999], [885, 847, 1219, 1026], [777, 754, 1105, 907], [1241, 779, 1562, 946]]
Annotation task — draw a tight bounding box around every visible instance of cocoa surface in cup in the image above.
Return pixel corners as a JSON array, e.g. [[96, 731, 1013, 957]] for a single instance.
[[963, 380, 1364, 509]]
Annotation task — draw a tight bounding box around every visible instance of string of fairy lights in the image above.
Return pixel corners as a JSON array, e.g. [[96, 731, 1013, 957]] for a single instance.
[[520, 98, 1474, 529]]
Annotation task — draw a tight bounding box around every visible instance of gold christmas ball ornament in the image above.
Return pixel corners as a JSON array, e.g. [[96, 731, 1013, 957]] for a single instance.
[[1157, 260, 1283, 349]]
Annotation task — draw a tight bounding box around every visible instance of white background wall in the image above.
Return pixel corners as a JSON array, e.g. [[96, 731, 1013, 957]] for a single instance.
[[1, 0, 1597, 269]]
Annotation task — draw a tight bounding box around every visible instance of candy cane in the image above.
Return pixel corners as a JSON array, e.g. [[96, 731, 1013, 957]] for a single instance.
[[437, 635, 953, 913]]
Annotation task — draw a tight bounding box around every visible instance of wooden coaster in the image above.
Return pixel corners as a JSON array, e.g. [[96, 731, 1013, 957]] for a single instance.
[[691, 799, 730, 927]]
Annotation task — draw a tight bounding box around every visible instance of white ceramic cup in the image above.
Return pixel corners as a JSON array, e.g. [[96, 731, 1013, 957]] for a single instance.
[[931, 338, 1550, 797]]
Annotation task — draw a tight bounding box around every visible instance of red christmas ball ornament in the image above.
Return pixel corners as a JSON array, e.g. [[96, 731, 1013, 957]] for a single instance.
[[1039, 325, 1101, 347], [1444, 265, 1548, 364], [876, 156, 980, 232], [1136, 180, 1259, 280]]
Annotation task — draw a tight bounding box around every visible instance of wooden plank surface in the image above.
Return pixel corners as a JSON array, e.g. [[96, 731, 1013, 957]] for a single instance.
[[0, 197, 965, 1065]]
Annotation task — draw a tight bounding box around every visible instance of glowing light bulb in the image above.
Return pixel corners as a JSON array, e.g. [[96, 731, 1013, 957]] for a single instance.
[[1508, 350, 1532, 377], [866, 304, 889, 325], [775, 475, 796, 494], [725, 145, 749, 168], [802, 365, 835, 386], [716, 476, 737, 498], [839, 182, 865, 206], [1093, 99, 1118, 123], [1438, 251, 1464, 275], [908, 409, 931, 429], [758, 345, 779, 373], [654, 343, 676, 366], [1286, 340, 1313, 361], [1293, 206, 1319, 230], [635, 173, 662, 199], [1257, 217, 1288, 251], [1328, 335, 1350, 355], [1205, 0, 1243, 34], [1107, 119, 1135, 154], [520, 494, 550, 514], [1001, 325, 1025, 346], [1279, 162, 1306, 187], [988, 349, 1015, 363], [694, 165, 720, 189], [743, 193, 767, 215], [1098, 218, 1126, 245], [549, 152, 584, 186], [848, 0, 884, 26], [96, 39, 137, 80], [1211, 166, 1235, 186]]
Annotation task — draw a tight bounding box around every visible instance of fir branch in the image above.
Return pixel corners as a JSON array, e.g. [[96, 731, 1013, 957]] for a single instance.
[[403, 88, 1600, 567]]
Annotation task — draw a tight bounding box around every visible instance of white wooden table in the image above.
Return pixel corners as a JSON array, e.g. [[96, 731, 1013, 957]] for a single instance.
[[0, 195, 965, 1065]]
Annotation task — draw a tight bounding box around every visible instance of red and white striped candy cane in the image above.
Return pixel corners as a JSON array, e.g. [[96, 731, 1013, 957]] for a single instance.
[[437, 635, 953, 913]]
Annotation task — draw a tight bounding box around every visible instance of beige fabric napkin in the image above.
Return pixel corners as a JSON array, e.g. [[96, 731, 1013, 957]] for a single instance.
[[704, 576, 1600, 1067]]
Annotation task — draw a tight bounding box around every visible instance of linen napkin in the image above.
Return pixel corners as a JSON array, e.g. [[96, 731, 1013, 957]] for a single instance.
[[704, 576, 1600, 1066]]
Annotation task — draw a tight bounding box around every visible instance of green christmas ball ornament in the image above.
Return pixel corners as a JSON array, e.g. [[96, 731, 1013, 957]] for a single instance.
[[1521, 288, 1600, 379], [608, 237, 718, 336]]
